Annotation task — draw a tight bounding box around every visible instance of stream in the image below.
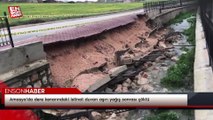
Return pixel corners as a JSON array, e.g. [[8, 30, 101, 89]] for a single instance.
[[128, 17, 195, 120]]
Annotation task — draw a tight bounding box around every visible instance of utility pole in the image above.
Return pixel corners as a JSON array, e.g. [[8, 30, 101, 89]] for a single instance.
[[3, 12, 14, 48]]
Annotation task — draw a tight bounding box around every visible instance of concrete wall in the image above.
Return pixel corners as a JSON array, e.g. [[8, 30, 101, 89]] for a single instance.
[[0, 59, 53, 88], [149, 6, 196, 27], [0, 42, 53, 88], [194, 8, 213, 120], [0, 42, 46, 74]]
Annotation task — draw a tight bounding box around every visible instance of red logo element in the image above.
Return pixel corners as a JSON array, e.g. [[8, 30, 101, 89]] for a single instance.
[[8, 6, 23, 18], [0, 81, 39, 120]]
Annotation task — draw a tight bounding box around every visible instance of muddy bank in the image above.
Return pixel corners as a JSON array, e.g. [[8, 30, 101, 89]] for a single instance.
[[45, 16, 165, 88]]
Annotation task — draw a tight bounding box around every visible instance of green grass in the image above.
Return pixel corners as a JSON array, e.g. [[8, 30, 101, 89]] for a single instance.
[[183, 17, 196, 44], [0, 2, 144, 26], [145, 111, 179, 120], [161, 49, 194, 88], [167, 12, 195, 25]]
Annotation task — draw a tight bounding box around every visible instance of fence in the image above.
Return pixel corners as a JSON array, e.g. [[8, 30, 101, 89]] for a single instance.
[[143, 0, 196, 13], [200, 0, 213, 69], [0, 12, 14, 48], [0, 17, 10, 47]]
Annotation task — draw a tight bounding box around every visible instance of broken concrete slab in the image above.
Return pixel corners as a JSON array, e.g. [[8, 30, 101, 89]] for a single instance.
[[108, 65, 128, 77], [87, 75, 111, 92]]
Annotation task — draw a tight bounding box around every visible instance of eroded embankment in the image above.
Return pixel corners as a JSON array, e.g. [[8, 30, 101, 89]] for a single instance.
[[44, 15, 166, 89]]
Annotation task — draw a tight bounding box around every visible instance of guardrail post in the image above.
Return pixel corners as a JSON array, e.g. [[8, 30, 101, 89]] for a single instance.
[[159, 1, 162, 14], [3, 12, 14, 48], [180, 0, 182, 6]]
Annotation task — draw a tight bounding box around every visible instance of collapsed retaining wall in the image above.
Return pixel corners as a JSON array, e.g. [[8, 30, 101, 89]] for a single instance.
[[194, 8, 213, 120]]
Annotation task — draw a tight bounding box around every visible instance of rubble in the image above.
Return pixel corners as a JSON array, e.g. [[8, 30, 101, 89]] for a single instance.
[[114, 84, 123, 93], [158, 41, 167, 48], [171, 56, 179, 61], [105, 87, 113, 93], [107, 113, 117, 120], [130, 82, 138, 89], [125, 78, 132, 84], [141, 84, 154, 92], [91, 111, 102, 120], [122, 82, 131, 88], [108, 65, 127, 77], [122, 86, 129, 93], [120, 55, 133, 65]]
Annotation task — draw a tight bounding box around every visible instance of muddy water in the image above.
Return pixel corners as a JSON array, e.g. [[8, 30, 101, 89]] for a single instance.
[[128, 18, 195, 120]]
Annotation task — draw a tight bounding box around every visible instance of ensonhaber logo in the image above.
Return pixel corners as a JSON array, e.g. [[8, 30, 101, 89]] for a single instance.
[[0, 81, 40, 120], [5, 88, 45, 94]]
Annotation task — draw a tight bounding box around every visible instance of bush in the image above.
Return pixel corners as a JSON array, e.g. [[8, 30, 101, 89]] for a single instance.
[[145, 111, 179, 120], [161, 49, 194, 88], [183, 17, 196, 44], [167, 12, 195, 25]]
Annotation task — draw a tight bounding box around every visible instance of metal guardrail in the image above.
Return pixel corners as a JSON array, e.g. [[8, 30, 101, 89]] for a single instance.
[[143, 0, 195, 13], [200, 8, 213, 69], [0, 12, 14, 48], [0, 17, 11, 47]]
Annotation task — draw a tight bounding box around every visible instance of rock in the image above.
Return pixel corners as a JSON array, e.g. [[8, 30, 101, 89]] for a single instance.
[[159, 41, 167, 48], [142, 73, 149, 78], [79, 116, 89, 120], [122, 86, 129, 93], [137, 77, 149, 85], [131, 82, 138, 89], [27, 85, 32, 88], [161, 67, 168, 71], [105, 88, 113, 93], [162, 88, 168, 92], [171, 56, 179, 62], [114, 84, 123, 93], [108, 65, 127, 77], [107, 113, 117, 120], [125, 78, 132, 84], [132, 48, 142, 53], [91, 111, 102, 120], [182, 51, 187, 54], [122, 82, 130, 88], [33, 81, 42, 88], [133, 53, 144, 61], [152, 67, 159, 70], [164, 51, 176, 58], [152, 75, 157, 79], [142, 85, 154, 92], [155, 55, 166, 62], [120, 111, 129, 118], [120, 55, 133, 65], [161, 63, 167, 67], [134, 76, 139, 80], [145, 62, 153, 67]]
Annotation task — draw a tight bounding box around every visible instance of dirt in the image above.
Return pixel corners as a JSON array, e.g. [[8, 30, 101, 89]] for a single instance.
[[45, 16, 167, 89]]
